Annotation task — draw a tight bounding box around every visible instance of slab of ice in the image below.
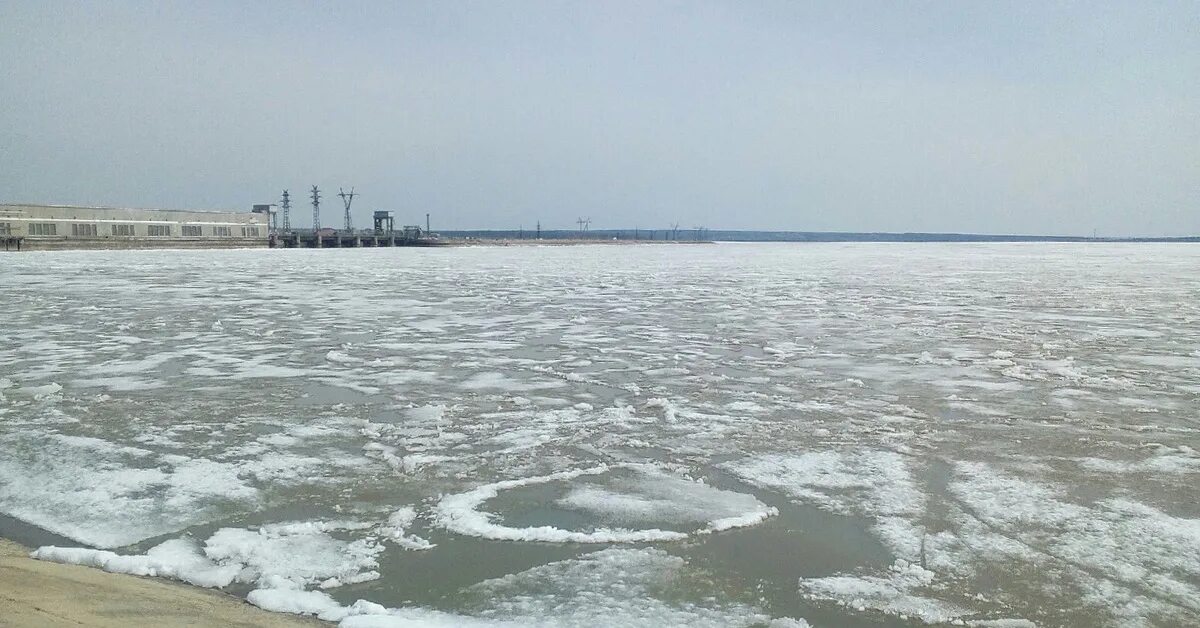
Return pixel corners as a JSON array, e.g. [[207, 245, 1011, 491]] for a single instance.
[[722, 449, 924, 559], [8, 382, 63, 399], [248, 586, 350, 622], [452, 548, 776, 627], [948, 462, 1200, 623], [798, 560, 970, 624], [205, 522, 383, 588], [555, 468, 777, 533], [0, 432, 257, 548], [1077, 451, 1200, 474], [377, 506, 435, 551], [436, 465, 775, 543]]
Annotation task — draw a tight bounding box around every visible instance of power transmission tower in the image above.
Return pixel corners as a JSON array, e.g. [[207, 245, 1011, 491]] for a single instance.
[[311, 186, 321, 231], [280, 190, 291, 231], [338, 187, 356, 232]]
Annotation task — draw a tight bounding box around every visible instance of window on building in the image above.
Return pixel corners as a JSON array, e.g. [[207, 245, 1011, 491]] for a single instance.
[[71, 223, 98, 237], [0, 223, 10, 235], [182, 225, 202, 237], [29, 223, 58, 236], [242, 226, 260, 237], [147, 224, 172, 236], [111, 224, 135, 236], [214, 226, 232, 236]]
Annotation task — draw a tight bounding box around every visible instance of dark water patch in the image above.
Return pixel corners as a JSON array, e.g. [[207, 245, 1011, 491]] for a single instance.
[[481, 480, 598, 532], [506, 333, 567, 361], [920, 456, 954, 537], [344, 532, 587, 609], [0, 512, 82, 549], [297, 381, 383, 406], [678, 467, 900, 627]]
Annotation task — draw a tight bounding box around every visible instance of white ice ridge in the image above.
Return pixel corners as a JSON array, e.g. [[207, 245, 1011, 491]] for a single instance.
[[433, 465, 777, 543], [31, 539, 242, 588], [34, 518, 385, 593]]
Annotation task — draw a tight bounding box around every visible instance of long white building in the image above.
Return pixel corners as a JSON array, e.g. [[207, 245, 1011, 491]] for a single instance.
[[0, 204, 270, 251]]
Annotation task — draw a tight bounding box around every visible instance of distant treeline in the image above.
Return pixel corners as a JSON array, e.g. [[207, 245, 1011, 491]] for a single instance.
[[440, 229, 1199, 243]]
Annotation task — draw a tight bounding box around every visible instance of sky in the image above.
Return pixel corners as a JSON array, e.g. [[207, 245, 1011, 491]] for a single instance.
[[1, 1, 1197, 236]]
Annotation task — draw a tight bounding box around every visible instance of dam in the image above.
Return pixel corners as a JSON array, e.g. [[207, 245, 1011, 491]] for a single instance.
[[0, 204, 269, 251], [0, 204, 444, 251]]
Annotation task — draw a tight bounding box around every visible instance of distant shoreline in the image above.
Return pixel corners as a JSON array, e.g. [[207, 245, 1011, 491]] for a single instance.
[[452, 237, 709, 246], [441, 229, 1200, 243]]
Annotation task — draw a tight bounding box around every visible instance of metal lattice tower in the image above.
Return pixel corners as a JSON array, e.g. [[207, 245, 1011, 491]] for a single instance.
[[280, 190, 291, 231], [338, 187, 356, 232], [311, 186, 321, 232]]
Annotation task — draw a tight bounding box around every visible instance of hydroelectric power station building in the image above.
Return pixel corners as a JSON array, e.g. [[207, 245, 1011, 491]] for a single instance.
[[0, 204, 269, 251]]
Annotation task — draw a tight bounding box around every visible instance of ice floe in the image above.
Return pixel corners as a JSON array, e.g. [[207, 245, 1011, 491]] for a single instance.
[[435, 465, 776, 543], [798, 560, 969, 624], [0, 431, 258, 548], [722, 449, 925, 559], [376, 506, 435, 551]]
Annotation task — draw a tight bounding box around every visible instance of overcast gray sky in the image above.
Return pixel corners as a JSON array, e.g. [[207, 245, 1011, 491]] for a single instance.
[[1, 2, 1197, 236]]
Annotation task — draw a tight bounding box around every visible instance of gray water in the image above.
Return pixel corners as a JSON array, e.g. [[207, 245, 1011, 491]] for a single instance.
[[1, 243, 1198, 627]]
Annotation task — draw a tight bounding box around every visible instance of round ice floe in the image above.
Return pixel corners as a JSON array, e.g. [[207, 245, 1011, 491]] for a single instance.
[[433, 465, 777, 543]]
